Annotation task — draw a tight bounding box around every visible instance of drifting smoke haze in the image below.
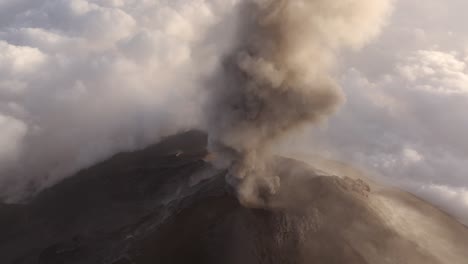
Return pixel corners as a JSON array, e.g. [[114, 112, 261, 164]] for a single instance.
[[0, 0, 243, 201], [207, 0, 391, 207]]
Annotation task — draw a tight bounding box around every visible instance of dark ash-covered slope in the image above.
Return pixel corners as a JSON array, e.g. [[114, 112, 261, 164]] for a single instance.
[[1, 131, 468, 264]]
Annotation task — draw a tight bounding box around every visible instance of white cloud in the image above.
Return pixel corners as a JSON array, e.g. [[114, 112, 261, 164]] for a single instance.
[[324, 55, 468, 186], [0, 0, 242, 200], [402, 147, 423, 164], [0, 114, 27, 166], [0, 41, 48, 95], [0, 41, 47, 74], [398, 50, 468, 94]]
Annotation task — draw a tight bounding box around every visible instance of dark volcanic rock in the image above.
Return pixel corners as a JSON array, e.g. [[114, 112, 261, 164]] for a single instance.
[[1, 131, 468, 264]]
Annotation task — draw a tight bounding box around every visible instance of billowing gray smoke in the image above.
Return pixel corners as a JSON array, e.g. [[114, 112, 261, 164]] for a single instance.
[[0, 0, 391, 203], [207, 0, 392, 207]]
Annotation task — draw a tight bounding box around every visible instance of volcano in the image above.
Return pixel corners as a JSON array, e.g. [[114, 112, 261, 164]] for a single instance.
[[1, 131, 467, 264]]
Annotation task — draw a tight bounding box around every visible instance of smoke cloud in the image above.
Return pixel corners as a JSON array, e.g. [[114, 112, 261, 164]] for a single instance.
[[0, 0, 394, 205], [206, 0, 392, 207]]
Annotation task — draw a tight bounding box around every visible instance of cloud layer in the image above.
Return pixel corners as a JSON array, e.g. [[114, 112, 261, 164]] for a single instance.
[[0, 0, 241, 201]]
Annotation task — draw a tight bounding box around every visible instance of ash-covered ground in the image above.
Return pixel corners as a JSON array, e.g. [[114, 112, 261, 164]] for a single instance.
[[1, 131, 468, 264]]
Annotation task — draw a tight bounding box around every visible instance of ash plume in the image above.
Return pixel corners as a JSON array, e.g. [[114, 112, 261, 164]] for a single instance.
[[207, 0, 392, 207]]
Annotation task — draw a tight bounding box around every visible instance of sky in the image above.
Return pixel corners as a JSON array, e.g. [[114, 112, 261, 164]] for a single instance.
[[0, 0, 467, 222]]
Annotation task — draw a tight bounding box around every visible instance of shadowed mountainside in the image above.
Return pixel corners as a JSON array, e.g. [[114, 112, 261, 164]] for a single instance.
[[1, 131, 468, 264]]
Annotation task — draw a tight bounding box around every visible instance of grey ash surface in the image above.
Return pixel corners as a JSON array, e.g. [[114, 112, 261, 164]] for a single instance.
[[1, 131, 468, 264]]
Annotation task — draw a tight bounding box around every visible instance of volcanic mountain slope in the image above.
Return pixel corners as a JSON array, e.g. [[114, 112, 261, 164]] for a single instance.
[[1, 131, 468, 264]]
